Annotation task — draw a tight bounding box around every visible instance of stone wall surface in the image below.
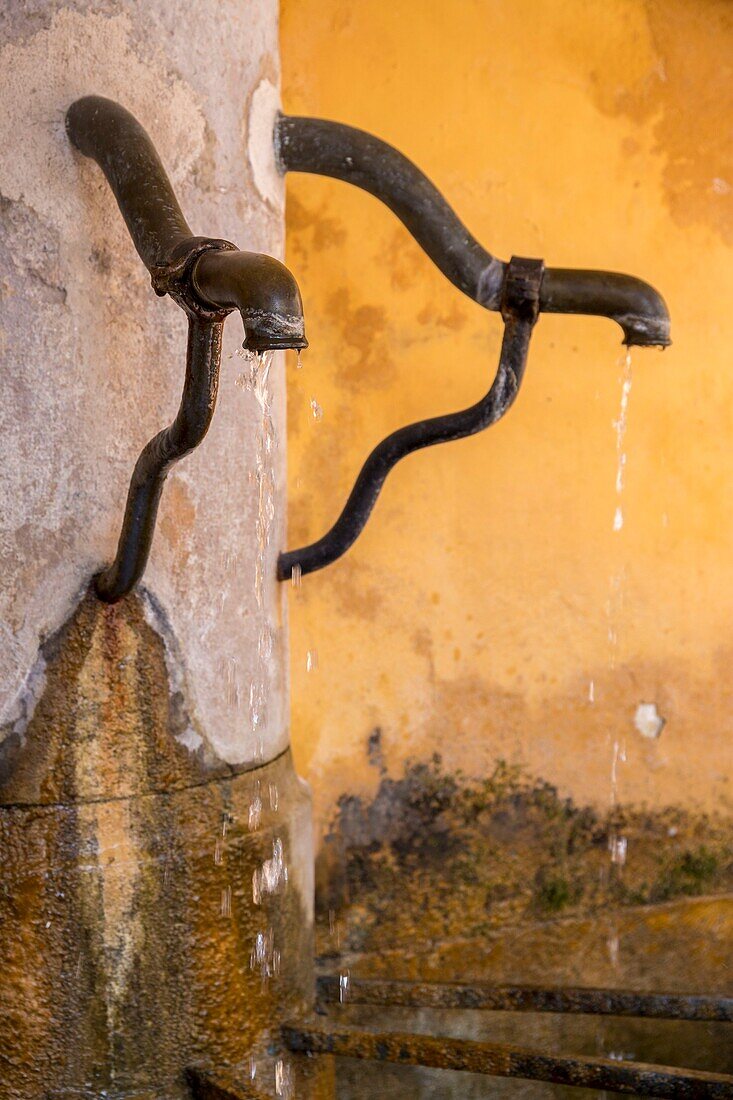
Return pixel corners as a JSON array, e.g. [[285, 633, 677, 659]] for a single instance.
[[0, 0, 289, 766], [0, 6, 318, 1096]]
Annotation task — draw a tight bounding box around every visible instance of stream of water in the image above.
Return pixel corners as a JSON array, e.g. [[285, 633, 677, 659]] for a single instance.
[[605, 349, 633, 975]]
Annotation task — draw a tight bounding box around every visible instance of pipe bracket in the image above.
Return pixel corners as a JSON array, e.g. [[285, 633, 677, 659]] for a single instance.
[[150, 236, 238, 321]]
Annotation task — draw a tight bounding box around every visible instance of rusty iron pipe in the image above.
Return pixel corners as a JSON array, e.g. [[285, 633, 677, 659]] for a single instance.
[[275, 114, 670, 347], [274, 114, 670, 581], [277, 257, 543, 581]]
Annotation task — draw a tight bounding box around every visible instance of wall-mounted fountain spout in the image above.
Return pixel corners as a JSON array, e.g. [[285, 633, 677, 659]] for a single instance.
[[275, 114, 671, 581], [66, 96, 307, 603]]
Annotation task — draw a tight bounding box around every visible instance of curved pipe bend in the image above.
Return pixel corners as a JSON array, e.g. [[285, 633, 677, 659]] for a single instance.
[[277, 315, 533, 581], [278, 257, 543, 581], [95, 319, 220, 602]]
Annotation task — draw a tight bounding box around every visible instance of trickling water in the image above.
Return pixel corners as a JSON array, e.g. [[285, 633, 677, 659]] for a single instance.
[[220, 885, 232, 918], [248, 783, 262, 832], [291, 563, 302, 589], [339, 968, 351, 1004], [604, 350, 633, 971], [609, 834, 628, 866], [253, 837, 288, 905], [234, 349, 278, 755], [269, 782, 279, 812], [612, 349, 633, 534], [250, 927, 275, 978], [275, 1058, 293, 1099]]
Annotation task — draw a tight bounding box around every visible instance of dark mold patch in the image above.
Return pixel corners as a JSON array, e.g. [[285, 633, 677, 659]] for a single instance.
[[316, 751, 733, 958]]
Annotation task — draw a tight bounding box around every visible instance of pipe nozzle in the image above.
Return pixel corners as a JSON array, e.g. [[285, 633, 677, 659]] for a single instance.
[[539, 268, 670, 349], [192, 248, 307, 352]]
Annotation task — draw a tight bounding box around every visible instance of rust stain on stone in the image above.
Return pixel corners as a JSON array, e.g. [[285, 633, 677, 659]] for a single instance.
[[159, 477, 197, 554], [0, 592, 313, 1098]]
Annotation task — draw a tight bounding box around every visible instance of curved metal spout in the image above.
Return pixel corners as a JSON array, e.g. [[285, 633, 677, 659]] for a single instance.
[[275, 114, 671, 581], [66, 96, 307, 601], [275, 114, 670, 348], [67, 96, 307, 351], [276, 113, 507, 310], [540, 268, 670, 348], [193, 248, 307, 352]]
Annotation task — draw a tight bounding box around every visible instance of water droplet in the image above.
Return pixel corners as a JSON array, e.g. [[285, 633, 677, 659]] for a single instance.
[[339, 969, 351, 1004], [258, 626, 274, 661], [220, 885, 232, 918], [214, 839, 223, 866], [607, 932, 620, 968], [613, 506, 624, 532], [250, 927, 276, 979], [306, 648, 319, 673], [275, 1058, 292, 1099], [269, 782, 279, 812], [249, 791, 262, 832], [296, 350, 303, 370], [310, 397, 323, 421], [588, 680, 595, 703], [291, 563, 302, 589], [609, 834, 628, 865], [252, 837, 288, 905], [249, 1056, 257, 1081]]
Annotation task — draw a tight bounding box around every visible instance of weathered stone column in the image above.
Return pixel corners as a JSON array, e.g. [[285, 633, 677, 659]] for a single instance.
[[0, 5, 313, 1096]]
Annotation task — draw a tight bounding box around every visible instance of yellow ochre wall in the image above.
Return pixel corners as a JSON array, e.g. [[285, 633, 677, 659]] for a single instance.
[[281, 1, 733, 841]]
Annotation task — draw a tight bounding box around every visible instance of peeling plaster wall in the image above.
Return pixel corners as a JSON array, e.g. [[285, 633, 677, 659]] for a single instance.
[[0, 2, 288, 765]]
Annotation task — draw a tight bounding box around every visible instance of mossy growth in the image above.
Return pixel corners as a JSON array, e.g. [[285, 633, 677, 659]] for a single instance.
[[316, 744, 733, 957]]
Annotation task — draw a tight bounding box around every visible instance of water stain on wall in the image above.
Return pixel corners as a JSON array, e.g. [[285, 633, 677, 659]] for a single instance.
[[582, 0, 732, 245]]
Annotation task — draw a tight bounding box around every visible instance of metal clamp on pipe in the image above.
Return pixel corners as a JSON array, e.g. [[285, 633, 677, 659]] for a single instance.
[[66, 96, 307, 603]]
